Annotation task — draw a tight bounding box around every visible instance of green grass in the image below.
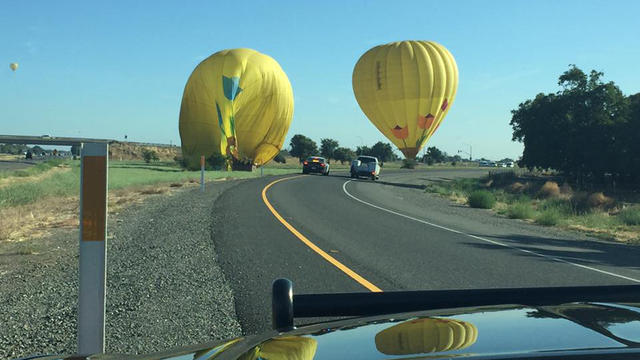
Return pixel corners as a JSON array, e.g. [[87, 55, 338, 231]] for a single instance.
[[535, 208, 563, 226], [468, 190, 496, 209], [0, 160, 298, 209], [506, 202, 535, 219], [619, 206, 640, 225]]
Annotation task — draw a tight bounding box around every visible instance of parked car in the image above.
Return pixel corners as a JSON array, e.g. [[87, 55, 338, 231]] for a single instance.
[[478, 160, 489, 167], [506, 161, 515, 168], [302, 156, 329, 175], [350, 156, 380, 180]]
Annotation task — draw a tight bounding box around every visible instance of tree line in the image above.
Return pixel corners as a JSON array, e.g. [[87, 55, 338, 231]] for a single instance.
[[510, 65, 640, 186], [287, 134, 399, 164]]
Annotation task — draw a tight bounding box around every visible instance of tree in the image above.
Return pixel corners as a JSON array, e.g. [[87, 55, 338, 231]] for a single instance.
[[142, 149, 159, 163], [320, 138, 339, 163], [289, 134, 318, 162], [356, 145, 372, 156], [370, 142, 395, 162], [422, 146, 446, 165], [510, 65, 632, 185], [334, 147, 356, 164], [273, 153, 286, 163]]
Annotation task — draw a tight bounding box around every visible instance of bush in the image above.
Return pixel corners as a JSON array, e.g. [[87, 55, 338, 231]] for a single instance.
[[537, 181, 560, 198], [586, 192, 614, 210], [507, 202, 535, 219], [619, 206, 640, 226], [273, 153, 286, 164], [535, 208, 562, 226], [540, 198, 574, 216], [488, 170, 517, 187], [401, 158, 418, 169], [508, 181, 527, 193], [207, 153, 227, 170], [142, 149, 159, 163], [468, 190, 496, 209]]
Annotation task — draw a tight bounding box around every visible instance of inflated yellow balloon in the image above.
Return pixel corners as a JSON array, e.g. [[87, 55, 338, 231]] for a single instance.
[[353, 41, 458, 159], [238, 336, 317, 360], [179, 48, 294, 168], [375, 318, 477, 355], [9, 63, 18, 71]]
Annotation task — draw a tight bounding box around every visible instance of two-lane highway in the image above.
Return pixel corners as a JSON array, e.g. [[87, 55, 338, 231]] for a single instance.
[[212, 169, 640, 335]]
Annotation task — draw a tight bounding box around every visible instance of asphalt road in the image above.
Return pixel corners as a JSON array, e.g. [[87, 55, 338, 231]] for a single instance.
[[212, 168, 640, 335], [0, 159, 36, 171]]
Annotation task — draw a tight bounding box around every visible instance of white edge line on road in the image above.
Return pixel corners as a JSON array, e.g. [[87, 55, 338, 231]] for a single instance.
[[342, 180, 640, 284]]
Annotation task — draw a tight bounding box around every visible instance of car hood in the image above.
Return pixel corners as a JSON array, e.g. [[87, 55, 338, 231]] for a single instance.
[[28, 302, 640, 360]]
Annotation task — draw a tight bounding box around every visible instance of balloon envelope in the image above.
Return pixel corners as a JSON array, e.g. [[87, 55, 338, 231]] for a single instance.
[[352, 41, 458, 158], [9, 63, 18, 71], [375, 318, 477, 355], [179, 48, 294, 168]]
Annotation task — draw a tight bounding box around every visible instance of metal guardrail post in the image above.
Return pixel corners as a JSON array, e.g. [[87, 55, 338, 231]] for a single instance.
[[77, 142, 109, 354]]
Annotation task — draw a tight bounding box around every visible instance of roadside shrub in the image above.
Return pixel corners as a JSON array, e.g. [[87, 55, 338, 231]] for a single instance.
[[560, 182, 573, 196], [537, 181, 560, 198], [468, 190, 496, 209], [507, 202, 535, 219], [540, 198, 574, 216], [535, 208, 562, 226], [508, 181, 527, 193], [206, 153, 227, 170], [142, 149, 159, 163], [401, 158, 418, 169], [619, 206, 640, 226], [488, 170, 517, 187], [586, 192, 615, 210], [273, 153, 286, 164]]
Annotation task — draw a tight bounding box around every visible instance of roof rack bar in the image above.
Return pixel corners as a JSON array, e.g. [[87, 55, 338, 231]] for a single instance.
[[272, 280, 640, 318]]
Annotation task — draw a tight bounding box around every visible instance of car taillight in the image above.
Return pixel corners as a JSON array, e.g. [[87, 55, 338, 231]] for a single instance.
[[320, 163, 325, 167], [303, 161, 308, 165], [371, 171, 375, 174]]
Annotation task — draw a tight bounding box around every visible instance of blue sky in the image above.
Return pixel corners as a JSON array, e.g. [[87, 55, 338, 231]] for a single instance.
[[2, 0, 639, 160]]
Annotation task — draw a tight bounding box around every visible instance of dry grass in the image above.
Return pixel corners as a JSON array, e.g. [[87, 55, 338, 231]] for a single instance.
[[0, 181, 196, 242], [587, 192, 615, 209], [538, 181, 561, 198]]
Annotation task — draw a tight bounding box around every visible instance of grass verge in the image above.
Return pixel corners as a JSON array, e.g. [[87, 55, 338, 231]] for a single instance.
[[0, 160, 299, 242], [425, 170, 640, 244]]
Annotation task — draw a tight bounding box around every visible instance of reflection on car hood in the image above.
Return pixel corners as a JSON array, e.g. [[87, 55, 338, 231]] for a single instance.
[[32, 302, 640, 360]]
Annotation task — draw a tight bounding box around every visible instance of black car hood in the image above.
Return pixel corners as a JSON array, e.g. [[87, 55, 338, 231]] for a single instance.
[[29, 302, 640, 360]]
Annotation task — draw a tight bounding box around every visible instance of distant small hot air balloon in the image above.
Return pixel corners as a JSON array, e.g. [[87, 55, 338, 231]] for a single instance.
[[353, 41, 459, 159], [9, 63, 19, 72]]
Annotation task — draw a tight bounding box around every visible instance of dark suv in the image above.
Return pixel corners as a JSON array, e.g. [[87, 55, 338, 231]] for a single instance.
[[302, 156, 329, 175]]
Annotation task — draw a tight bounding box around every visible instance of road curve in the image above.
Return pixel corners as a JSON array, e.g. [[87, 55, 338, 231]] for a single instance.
[[212, 168, 640, 335]]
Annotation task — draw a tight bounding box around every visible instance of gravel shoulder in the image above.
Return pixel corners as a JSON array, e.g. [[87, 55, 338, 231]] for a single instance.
[[0, 181, 243, 359]]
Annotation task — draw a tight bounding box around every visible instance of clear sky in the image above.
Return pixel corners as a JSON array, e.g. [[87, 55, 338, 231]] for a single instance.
[[2, 0, 639, 160]]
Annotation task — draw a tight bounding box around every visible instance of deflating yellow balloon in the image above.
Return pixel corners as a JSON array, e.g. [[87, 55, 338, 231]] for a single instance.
[[179, 48, 294, 168], [375, 318, 477, 355], [10, 63, 18, 71], [352, 41, 458, 159]]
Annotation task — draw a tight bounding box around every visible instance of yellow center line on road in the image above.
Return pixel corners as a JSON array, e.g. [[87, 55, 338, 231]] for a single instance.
[[261, 176, 382, 292]]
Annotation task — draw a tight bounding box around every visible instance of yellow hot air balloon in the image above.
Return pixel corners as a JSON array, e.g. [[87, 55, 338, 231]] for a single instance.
[[238, 336, 317, 360], [10, 63, 18, 71], [375, 318, 477, 355], [352, 41, 458, 159], [179, 48, 294, 169]]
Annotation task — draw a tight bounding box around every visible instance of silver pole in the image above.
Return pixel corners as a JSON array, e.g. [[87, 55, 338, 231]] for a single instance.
[[78, 142, 109, 355], [200, 155, 205, 192]]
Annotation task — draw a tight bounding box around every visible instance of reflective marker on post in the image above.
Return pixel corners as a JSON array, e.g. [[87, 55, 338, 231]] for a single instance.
[[78, 142, 108, 355], [200, 155, 205, 192]]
